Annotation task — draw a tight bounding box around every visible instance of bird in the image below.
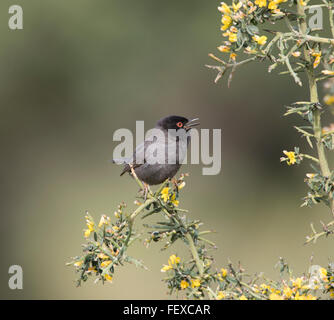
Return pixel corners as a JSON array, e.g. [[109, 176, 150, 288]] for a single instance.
[[113, 115, 199, 191]]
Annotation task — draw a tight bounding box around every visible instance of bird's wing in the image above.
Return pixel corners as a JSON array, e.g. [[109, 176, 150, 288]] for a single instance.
[[119, 140, 154, 176]]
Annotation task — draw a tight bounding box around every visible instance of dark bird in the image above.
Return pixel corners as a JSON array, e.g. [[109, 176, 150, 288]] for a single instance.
[[113, 115, 199, 188]]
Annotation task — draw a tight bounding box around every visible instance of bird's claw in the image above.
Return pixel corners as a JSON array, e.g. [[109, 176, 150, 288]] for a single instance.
[[139, 183, 151, 201]]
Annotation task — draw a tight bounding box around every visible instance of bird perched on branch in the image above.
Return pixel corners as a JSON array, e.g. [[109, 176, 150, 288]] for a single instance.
[[113, 115, 199, 191]]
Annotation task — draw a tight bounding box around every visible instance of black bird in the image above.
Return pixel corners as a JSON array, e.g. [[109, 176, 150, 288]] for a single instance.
[[114, 115, 199, 187]]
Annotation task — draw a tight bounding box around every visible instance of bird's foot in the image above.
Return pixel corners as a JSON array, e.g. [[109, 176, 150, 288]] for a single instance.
[[138, 183, 151, 201], [143, 184, 149, 201]]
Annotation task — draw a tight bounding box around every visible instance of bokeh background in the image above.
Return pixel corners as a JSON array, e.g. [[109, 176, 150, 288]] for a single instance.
[[0, 0, 333, 299]]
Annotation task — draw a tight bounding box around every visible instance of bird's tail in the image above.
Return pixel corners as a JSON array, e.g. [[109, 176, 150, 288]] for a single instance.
[[111, 158, 127, 165]]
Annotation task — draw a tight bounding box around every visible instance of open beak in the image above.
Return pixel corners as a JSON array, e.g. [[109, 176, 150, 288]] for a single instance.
[[184, 118, 200, 130]]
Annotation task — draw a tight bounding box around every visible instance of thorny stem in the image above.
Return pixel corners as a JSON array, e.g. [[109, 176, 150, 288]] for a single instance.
[[185, 233, 205, 276], [128, 166, 206, 277], [329, 2, 334, 39], [304, 220, 334, 244], [239, 281, 267, 300], [158, 204, 205, 277], [297, 2, 334, 216], [206, 286, 217, 299], [300, 153, 320, 163], [302, 34, 334, 45], [227, 262, 266, 300], [129, 198, 156, 223]]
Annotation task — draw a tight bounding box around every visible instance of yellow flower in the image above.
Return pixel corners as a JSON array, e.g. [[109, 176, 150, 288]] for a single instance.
[[248, 4, 257, 14], [294, 292, 302, 300], [97, 253, 110, 260], [239, 295, 248, 300], [180, 280, 189, 289], [178, 181, 186, 189], [104, 274, 113, 282], [101, 260, 112, 268], [295, 292, 316, 300], [324, 95, 334, 105], [161, 264, 173, 272], [221, 15, 232, 31], [217, 291, 225, 300], [292, 51, 301, 58], [269, 293, 283, 300], [292, 277, 303, 289], [283, 150, 296, 165], [218, 2, 231, 14], [230, 53, 237, 61], [232, 1, 242, 11], [98, 215, 110, 228], [311, 51, 322, 69], [84, 229, 92, 238], [229, 32, 238, 43], [283, 286, 293, 298], [86, 222, 94, 231], [161, 187, 170, 202], [221, 15, 232, 26], [221, 268, 228, 277], [245, 46, 258, 54], [218, 45, 230, 53], [85, 217, 94, 229], [84, 216, 95, 237], [255, 0, 267, 7], [319, 267, 328, 281], [191, 279, 201, 288], [299, 0, 306, 6], [171, 194, 179, 207], [268, 0, 287, 9], [169, 254, 181, 265], [321, 70, 334, 76], [74, 261, 83, 267], [260, 283, 271, 293], [330, 289, 334, 298], [161, 254, 180, 272], [253, 35, 267, 45], [268, 1, 277, 9]]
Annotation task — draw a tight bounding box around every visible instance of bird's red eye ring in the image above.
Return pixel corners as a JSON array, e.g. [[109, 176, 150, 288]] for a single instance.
[[176, 122, 183, 128]]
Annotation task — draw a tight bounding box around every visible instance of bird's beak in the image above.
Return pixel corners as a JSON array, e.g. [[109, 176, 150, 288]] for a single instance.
[[184, 118, 200, 130]]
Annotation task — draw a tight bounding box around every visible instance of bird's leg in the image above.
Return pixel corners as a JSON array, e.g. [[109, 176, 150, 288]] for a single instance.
[[143, 182, 152, 201], [129, 164, 147, 200]]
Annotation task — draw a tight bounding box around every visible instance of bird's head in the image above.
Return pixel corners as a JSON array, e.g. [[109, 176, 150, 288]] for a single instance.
[[156, 115, 200, 131]]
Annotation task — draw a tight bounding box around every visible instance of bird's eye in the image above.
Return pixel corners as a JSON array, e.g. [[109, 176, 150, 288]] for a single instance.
[[176, 122, 183, 128]]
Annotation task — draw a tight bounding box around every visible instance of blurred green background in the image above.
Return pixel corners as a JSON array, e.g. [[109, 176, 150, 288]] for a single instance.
[[0, 0, 333, 299]]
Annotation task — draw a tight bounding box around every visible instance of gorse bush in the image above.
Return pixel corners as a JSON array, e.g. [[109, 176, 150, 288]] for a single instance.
[[68, 0, 334, 299], [207, 0, 334, 243]]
